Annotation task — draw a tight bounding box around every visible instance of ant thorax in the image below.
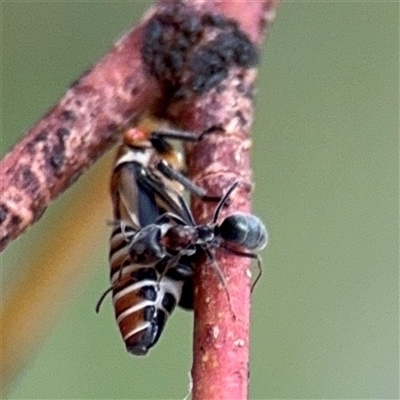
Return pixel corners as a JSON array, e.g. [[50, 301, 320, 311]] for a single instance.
[[162, 223, 222, 255], [193, 224, 219, 247]]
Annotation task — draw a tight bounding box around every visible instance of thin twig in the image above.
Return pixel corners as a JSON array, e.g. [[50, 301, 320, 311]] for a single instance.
[[162, 2, 280, 399]]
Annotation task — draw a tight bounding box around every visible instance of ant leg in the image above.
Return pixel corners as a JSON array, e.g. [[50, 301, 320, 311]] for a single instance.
[[251, 255, 263, 293], [155, 254, 182, 291], [219, 244, 263, 292], [204, 249, 236, 318]]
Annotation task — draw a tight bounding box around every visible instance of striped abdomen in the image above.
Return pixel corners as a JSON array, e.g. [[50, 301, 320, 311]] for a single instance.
[[109, 225, 184, 355]]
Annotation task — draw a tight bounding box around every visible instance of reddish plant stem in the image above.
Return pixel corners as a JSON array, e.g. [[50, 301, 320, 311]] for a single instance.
[[172, 75, 254, 400], [167, 2, 280, 399]]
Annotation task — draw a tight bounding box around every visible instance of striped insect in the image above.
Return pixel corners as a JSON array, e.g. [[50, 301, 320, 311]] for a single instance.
[[96, 120, 220, 356]]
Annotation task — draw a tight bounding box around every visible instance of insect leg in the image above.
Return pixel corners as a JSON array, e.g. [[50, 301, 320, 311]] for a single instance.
[[156, 254, 182, 284], [219, 244, 263, 293], [150, 125, 223, 143], [203, 248, 235, 317], [251, 255, 263, 293]]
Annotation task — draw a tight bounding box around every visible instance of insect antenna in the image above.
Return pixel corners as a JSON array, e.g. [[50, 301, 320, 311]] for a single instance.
[[212, 181, 240, 223], [95, 286, 114, 313], [177, 193, 196, 226]]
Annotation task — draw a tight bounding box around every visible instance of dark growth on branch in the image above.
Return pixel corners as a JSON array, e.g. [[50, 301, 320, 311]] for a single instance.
[[142, 7, 258, 99]]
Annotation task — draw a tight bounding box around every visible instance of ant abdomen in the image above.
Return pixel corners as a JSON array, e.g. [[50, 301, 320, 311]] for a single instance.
[[217, 213, 268, 251]]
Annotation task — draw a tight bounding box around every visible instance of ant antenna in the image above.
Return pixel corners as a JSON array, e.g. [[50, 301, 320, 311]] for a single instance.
[[177, 193, 196, 226], [212, 181, 240, 223], [95, 286, 114, 313]]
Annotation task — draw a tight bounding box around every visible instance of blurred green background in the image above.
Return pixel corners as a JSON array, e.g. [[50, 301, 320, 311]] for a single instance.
[[2, 2, 398, 399]]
